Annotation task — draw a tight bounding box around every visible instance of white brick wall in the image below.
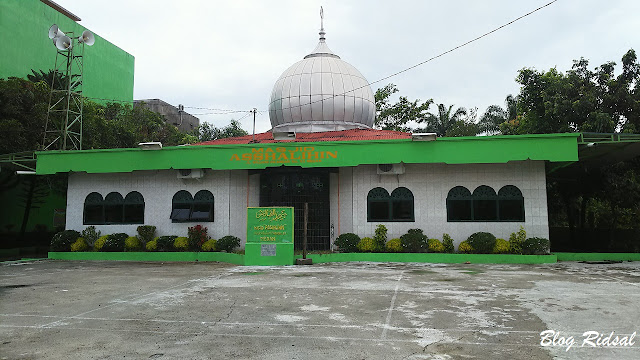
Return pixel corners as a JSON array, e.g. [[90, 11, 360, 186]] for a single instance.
[[66, 169, 254, 244], [337, 161, 549, 245], [66, 160, 549, 249]]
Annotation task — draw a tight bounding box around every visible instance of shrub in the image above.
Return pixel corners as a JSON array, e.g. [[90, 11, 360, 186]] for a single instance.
[[334, 233, 360, 253], [101, 233, 128, 252], [50, 230, 81, 251], [201, 239, 217, 252], [427, 238, 445, 253], [357, 237, 377, 252], [174, 237, 189, 251], [146, 239, 158, 252], [137, 225, 156, 245], [467, 232, 497, 254], [458, 240, 473, 253], [400, 229, 428, 253], [442, 233, 455, 253], [385, 238, 403, 253], [125, 236, 142, 251], [81, 226, 101, 247], [373, 224, 388, 250], [156, 236, 177, 251], [187, 225, 208, 251], [508, 226, 526, 254], [522, 237, 550, 255], [493, 238, 510, 254], [71, 238, 89, 252], [217, 235, 241, 253], [94, 235, 109, 251]]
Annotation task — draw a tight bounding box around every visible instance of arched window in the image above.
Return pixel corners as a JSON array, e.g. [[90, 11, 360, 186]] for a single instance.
[[498, 185, 525, 221], [447, 186, 472, 221], [171, 190, 193, 222], [391, 187, 414, 221], [367, 187, 390, 221], [447, 185, 525, 222], [124, 191, 145, 224], [367, 187, 415, 222], [192, 190, 214, 221], [104, 192, 124, 224], [472, 186, 498, 221], [84, 192, 104, 225]]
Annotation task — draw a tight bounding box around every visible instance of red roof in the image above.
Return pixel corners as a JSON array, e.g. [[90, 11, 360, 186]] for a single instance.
[[193, 128, 411, 145]]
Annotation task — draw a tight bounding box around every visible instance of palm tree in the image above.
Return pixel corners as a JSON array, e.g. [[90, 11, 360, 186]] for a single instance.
[[479, 94, 518, 135], [422, 104, 468, 137]]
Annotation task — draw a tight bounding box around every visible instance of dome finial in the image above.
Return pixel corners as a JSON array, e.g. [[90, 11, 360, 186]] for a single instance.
[[319, 6, 325, 41]]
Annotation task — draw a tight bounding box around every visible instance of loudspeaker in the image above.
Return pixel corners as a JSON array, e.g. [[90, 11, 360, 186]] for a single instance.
[[78, 30, 95, 46]]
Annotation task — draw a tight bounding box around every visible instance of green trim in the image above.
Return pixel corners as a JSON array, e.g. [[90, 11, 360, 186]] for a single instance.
[[294, 253, 557, 264], [35, 133, 579, 175], [48, 252, 245, 265], [555, 252, 640, 262]]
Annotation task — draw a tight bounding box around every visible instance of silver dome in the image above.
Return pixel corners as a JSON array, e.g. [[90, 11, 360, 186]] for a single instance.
[[268, 26, 376, 133]]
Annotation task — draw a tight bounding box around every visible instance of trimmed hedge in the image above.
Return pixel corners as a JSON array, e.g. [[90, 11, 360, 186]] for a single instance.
[[467, 232, 497, 254], [335, 233, 360, 253]]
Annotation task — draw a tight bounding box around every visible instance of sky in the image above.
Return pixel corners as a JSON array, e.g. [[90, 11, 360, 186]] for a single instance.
[[56, 0, 640, 133]]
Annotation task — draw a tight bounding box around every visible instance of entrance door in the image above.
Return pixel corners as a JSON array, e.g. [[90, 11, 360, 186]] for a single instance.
[[259, 167, 331, 251]]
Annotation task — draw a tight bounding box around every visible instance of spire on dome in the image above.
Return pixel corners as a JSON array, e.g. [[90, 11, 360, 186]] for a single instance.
[[304, 6, 339, 59], [319, 6, 325, 41]]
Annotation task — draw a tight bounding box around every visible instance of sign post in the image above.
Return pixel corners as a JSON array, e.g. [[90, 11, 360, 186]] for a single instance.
[[245, 207, 295, 266]]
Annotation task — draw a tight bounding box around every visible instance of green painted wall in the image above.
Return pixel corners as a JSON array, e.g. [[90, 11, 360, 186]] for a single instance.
[[0, 0, 134, 103], [35, 133, 580, 174]]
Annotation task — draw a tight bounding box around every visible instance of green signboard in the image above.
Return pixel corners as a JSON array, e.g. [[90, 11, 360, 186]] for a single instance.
[[245, 207, 295, 266]]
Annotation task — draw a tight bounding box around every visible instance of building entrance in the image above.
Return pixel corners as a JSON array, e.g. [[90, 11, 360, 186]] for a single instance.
[[259, 167, 331, 251]]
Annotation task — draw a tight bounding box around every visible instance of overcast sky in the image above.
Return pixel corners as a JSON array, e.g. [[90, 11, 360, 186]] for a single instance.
[[57, 0, 640, 133]]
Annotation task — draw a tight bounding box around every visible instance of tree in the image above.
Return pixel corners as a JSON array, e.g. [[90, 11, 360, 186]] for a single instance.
[[504, 49, 640, 135], [420, 103, 468, 137], [479, 94, 518, 135], [27, 69, 78, 91], [445, 107, 481, 137], [374, 83, 433, 132], [0, 78, 49, 154], [193, 120, 248, 142]]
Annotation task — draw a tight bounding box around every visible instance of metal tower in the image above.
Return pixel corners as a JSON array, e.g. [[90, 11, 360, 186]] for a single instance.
[[42, 25, 94, 151]]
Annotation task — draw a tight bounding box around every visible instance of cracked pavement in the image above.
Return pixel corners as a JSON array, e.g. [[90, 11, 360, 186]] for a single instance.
[[1, 260, 639, 359]]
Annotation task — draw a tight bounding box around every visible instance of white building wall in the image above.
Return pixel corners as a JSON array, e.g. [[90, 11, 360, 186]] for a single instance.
[[66, 169, 254, 244], [338, 161, 548, 246]]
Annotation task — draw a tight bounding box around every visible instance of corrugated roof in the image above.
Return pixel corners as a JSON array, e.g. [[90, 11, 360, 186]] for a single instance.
[[193, 129, 412, 145]]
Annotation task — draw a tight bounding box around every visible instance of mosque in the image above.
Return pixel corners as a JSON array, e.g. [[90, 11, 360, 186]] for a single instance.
[[35, 16, 578, 250]]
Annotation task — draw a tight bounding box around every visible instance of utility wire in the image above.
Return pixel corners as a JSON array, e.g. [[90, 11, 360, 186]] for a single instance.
[[80, 1, 557, 115]]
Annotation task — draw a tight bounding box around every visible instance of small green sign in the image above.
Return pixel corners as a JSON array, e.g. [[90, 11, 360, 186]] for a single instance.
[[245, 207, 295, 266], [246, 207, 294, 244]]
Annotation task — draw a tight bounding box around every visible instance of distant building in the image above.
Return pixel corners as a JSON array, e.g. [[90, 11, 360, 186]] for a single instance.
[[134, 99, 200, 133], [0, 0, 135, 103]]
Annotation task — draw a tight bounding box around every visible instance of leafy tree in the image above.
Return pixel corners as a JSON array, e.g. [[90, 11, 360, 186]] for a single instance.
[[193, 119, 248, 142], [504, 49, 640, 134], [445, 107, 481, 137], [479, 94, 518, 134], [0, 78, 49, 154], [374, 83, 433, 131], [420, 103, 468, 137], [27, 69, 78, 91]]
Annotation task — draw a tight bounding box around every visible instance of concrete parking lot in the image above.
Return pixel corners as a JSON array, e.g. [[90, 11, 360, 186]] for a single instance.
[[1, 259, 639, 359]]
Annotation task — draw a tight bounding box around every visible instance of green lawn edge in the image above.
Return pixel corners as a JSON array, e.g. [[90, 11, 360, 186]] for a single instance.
[[296, 253, 557, 264], [49, 252, 640, 265], [48, 252, 245, 265]]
